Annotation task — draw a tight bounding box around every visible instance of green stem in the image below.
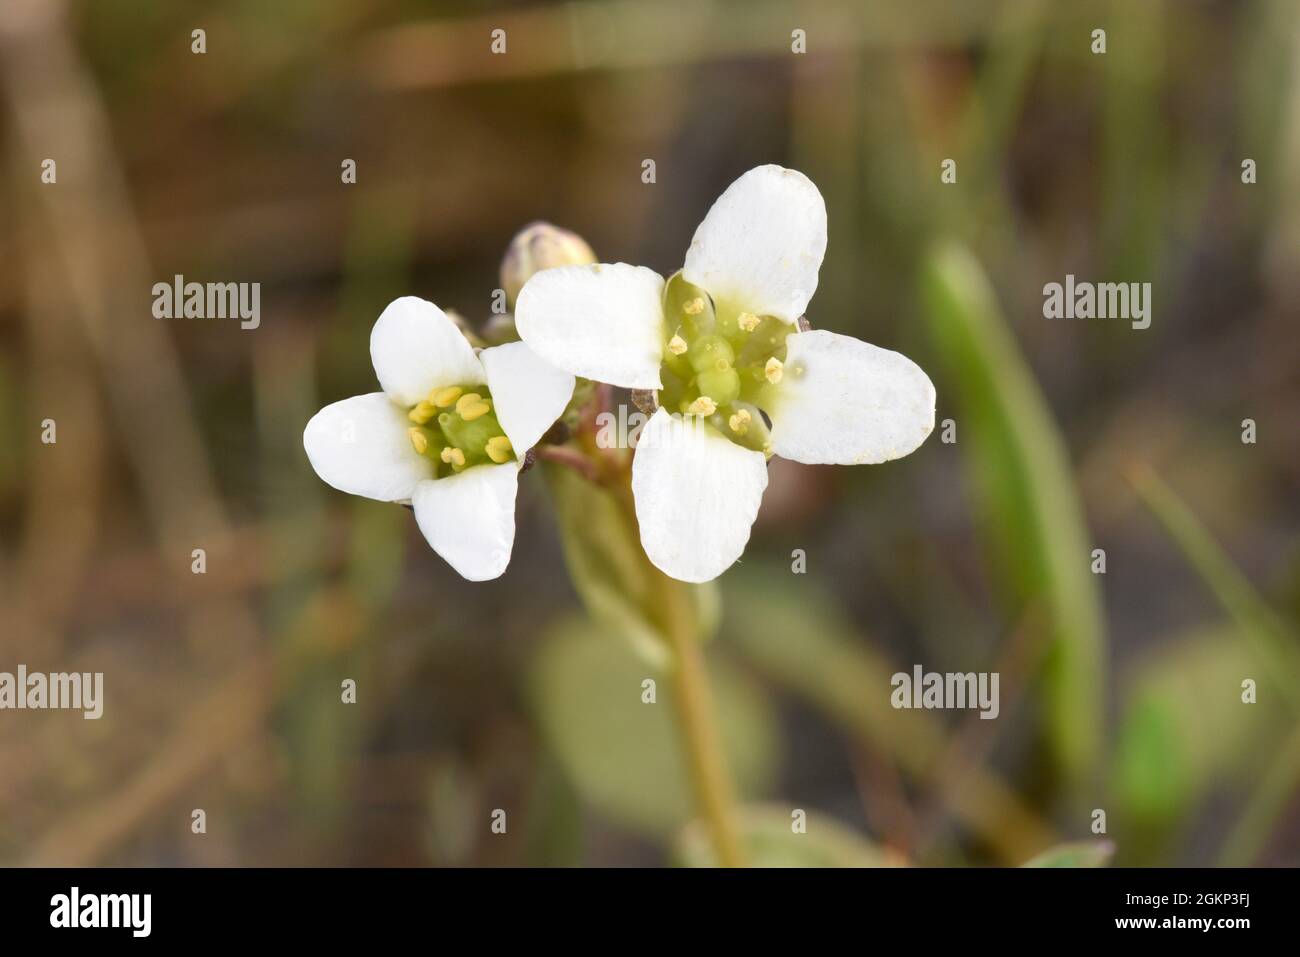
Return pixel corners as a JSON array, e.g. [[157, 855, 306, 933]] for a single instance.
[[548, 383, 748, 866], [599, 454, 747, 867], [652, 563, 748, 868]]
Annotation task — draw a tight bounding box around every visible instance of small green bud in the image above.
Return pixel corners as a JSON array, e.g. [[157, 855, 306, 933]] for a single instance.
[[695, 366, 740, 407], [663, 272, 715, 338], [687, 334, 735, 373], [501, 221, 597, 307]]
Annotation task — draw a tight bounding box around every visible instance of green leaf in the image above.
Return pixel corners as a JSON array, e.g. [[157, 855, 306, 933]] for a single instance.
[[676, 806, 888, 868], [1022, 840, 1114, 868], [1113, 691, 1191, 824], [544, 461, 718, 668], [1114, 625, 1287, 825], [529, 615, 778, 837], [919, 241, 1106, 784]]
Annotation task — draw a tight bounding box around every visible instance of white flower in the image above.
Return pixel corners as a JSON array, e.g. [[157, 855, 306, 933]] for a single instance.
[[515, 165, 936, 583], [303, 297, 574, 581]]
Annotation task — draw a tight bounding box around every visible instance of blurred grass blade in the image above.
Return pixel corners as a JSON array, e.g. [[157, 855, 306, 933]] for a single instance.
[[1022, 840, 1114, 868], [1102, 0, 1169, 282], [1130, 467, 1300, 710], [1219, 722, 1300, 866], [723, 567, 1058, 865], [919, 241, 1106, 785]]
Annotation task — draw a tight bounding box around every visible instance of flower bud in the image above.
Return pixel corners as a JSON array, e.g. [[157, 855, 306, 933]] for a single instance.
[[480, 312, 519, 345], [500, 221, 597, 307]]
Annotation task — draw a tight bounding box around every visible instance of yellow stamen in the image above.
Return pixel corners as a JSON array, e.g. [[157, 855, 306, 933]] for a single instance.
[[668, 334, 688, 356], [440, 446, 466, 469], [686, 396, 717, 416], [432, 386, 464, 408], [408, 428, 429, 455], [728, 409, 752, 435], [737, 312, 760, 332], [683, 297, 705, 316], [764, 357, 784, 384], [485, 435, 514, 464], [455, 392, 491, 421], [408, 400, 435, 424]]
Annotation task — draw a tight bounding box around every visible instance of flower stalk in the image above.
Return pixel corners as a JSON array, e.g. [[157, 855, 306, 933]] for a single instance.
[[546, 384, 748, 866], [652, 560, 748, 868]]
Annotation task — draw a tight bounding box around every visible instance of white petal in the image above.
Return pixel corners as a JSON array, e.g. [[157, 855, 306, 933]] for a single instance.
[[480, 341, 575, 455], [370, 296, 484, 406], [515, 263, 666, 389], [682, 164, 827, 324], [412, 464, 519, 581], [631, 408, 768, 583], [303, 392, 433, 502], [769, 330, 936, 466]]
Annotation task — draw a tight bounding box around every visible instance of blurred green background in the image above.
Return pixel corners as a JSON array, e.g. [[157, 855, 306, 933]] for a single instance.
[[1, 0, 1297, 866]]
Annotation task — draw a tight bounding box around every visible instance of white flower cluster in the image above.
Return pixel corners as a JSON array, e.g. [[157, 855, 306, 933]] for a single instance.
[[305, 166, 935, 583]]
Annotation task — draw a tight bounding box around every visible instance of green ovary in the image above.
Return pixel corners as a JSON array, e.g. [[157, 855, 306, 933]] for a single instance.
[[658, 272, 790, 455], [405, 384, 513, 476]]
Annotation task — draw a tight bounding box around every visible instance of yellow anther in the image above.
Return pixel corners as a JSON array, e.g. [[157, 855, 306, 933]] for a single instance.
[[683, 297, 705, 316], [764, 357, 784, 384], [455, 392, 491, 421], [408, 428, 429, 455], [440, 446, 466, 469], [668, 334, 688, 356], [408, 400, 436, 424], [737, 312, 760, 332], [485, 435, 514, 464], [686, 396, 717, 416], [728, 409, 752, 435], [431, 386, 464, 408]]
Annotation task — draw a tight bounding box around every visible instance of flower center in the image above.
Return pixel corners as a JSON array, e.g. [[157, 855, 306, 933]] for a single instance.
[[657, 272, 791, 454], [405, 384, 512, 475]]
